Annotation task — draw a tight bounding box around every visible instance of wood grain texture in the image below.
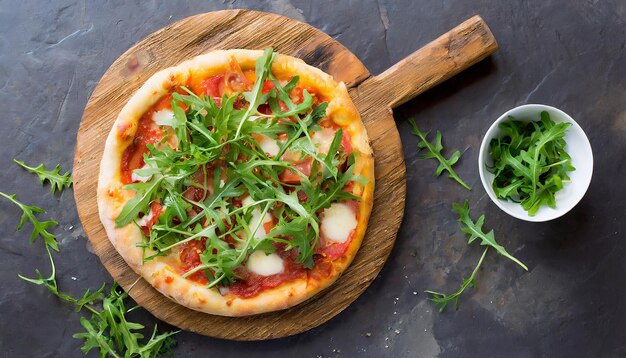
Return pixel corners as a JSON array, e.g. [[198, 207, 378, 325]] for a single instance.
[[74, 10, 497, 340]]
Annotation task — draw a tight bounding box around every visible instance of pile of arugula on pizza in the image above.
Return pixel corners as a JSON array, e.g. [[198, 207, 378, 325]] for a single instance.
[[98, 48, 374, 316]]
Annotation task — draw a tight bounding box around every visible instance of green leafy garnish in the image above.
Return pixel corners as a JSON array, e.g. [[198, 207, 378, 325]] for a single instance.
[[426, 202, 527, 313], [14, 159, 72, 193], [488, 111, 574, 216], [453, 200, 527, 270], [20, 247, 178, 357], [73, 284, 178, 358], [408, 118, 471, 190], [116, 47, 365, 288], [0, 192, 59, 251], [425, 247, 488, 312], [19, 246, 105, 314]]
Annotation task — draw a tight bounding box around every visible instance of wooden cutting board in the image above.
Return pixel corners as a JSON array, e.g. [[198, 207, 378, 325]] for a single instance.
[[74, 10, 497, 340]]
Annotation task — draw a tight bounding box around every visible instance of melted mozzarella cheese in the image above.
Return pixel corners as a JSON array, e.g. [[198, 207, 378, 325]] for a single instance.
[[257, 134, 280, 157], [131, 164, 152, 182], [242, 196, 273, 239], [246, 250, 284, 276], [312, 128, 338, 155], [321, 203, 357, 243], [152, 109, 174, 125], [151, 109, 179, 149]]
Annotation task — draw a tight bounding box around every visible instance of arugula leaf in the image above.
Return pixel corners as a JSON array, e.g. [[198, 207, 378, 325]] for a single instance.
[[236, 47, 275, 139], [488, 112, 574, 216], [20, 246, 178, 357], [0, 192, 59, 251], [115, 177, 164, 227], [14, 159, 72, 193], [73, 283, 178, 358], [408, 118, 472, 190], [19, 246, 104, 314], [425, 247, 489, 312], [452, 200, 527, 270], [74, 316, 120, 358]]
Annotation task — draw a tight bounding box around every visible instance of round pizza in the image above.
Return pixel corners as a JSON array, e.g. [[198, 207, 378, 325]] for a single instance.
[[97, 48, 374, 316]]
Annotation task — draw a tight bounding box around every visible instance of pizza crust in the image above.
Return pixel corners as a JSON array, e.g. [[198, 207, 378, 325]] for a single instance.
[[98, 49, 374, 316]]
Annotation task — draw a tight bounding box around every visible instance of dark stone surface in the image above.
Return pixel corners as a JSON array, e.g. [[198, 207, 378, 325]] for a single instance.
[[0, 1, 624, 357]]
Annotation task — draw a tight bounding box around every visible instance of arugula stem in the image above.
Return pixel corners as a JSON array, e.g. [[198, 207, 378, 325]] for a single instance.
[[155, 224, 218, 253], [425, 247, 488, 312]]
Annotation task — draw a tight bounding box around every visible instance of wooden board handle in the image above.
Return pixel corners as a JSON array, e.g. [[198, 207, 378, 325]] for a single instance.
[[357, 15, 498, 109]]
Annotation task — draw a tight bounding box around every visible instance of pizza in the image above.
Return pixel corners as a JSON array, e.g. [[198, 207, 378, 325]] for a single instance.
[[97, 48, 374, 316]]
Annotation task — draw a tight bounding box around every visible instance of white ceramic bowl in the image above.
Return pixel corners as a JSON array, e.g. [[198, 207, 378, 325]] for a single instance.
[[478, 104, 593, 222]]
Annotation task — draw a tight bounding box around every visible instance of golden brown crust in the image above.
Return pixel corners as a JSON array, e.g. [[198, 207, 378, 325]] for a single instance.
[[98, 49, 374, 316]]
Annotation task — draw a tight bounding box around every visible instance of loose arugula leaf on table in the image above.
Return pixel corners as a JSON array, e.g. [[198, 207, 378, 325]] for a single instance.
[[19, 246, 105, 314], [74, 283, 178, 358], [408, 118, 472, 190], [426, 202, 527, 313], [20, 247, 178, 357], [425, 247, 489, 313], [488, 111, 574, 216], [13, 159, 73, 193], [453, 200, 527, 270], [0, 192, 59, 251]]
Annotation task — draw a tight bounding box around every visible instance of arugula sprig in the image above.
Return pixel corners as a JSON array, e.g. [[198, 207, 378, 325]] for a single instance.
[[20, 247, 178, 358], [14, 159, 72, 193], [74, 283, 178, 358], [489, 111, 574, 216], [426, 201, 527, 312], [425, 247, 488, 313], [453, 200, 527, 270], [0, 192, 59, 251], [408, 118, 472, 190], [19, 246, 104, 314]]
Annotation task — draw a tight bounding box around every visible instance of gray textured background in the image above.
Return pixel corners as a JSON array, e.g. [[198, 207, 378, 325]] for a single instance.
[[0, 1, 625, 357]]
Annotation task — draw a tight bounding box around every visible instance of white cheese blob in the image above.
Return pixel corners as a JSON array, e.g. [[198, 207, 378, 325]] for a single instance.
[[131, 164, 152, 183], [257, 134, 280, 157], [321, 203, 357, 243], [151, 109, 179, 149], [152, 109, 174, 125], [247, 250, 284, 276], [242, 196, 273, 239], [131, 171, 151, 183], [312, 127, 339, 155]]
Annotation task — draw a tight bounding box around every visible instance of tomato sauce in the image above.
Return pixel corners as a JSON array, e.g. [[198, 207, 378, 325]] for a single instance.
[[140, 201, 163, 236], [179, 239, 209, 285], [120, 94, 180, 184]]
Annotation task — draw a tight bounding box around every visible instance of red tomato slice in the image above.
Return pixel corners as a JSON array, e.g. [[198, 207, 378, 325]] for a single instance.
[[279, 158, 313, 184], [262, 79, 274, 94], [201, 75, 225, 97]]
